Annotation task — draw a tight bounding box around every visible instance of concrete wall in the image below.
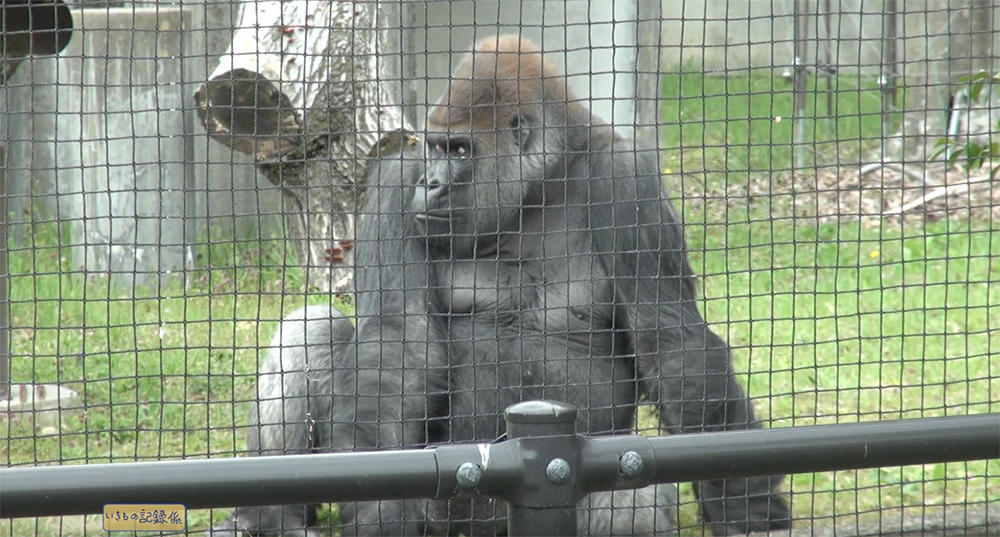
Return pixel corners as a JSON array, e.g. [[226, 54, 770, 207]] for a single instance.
[[4, 8, 191, 289], [3, 5, 281, 291], [659, 0, 998, 80]]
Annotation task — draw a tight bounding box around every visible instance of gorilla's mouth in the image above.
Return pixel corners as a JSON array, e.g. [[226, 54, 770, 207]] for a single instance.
[[415, 211, 460, 223]]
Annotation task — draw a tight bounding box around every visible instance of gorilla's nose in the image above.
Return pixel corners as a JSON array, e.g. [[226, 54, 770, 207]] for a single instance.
[[411, 182, 456, 218], [424, 174, 447, 193]]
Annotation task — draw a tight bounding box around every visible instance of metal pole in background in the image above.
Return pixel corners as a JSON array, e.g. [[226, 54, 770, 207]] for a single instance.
[[881, 0, 899, 159], [0, 143, 8, 401], [822, 0, 835, 131], [881, 0, 899, 110], [792, 0, 809, 170]]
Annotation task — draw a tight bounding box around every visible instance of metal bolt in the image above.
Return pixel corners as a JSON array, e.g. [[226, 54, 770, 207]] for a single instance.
[[545, 457, 571, 485], [456, 462, 482, 488], [619, 451, 644, 478]]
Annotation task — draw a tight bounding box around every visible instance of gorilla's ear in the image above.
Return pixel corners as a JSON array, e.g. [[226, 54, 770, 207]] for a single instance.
[[509, 114, 534, 151]]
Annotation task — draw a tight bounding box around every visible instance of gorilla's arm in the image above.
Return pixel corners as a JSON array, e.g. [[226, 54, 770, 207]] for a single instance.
[[332, 149, 450, 452], [588, 144, 791, 535], [320, 149, 452, 535]]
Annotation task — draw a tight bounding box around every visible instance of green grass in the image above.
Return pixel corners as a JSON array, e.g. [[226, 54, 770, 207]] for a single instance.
[[1, 221, 333, 534], [2, 71, 997, 536], [674, 216, 1000, 533], [4, 216, 996, 536], [661, 69, 888, 184]]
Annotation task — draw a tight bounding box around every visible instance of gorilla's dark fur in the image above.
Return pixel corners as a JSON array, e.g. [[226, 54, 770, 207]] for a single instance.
[[214, 36, 790, 536]]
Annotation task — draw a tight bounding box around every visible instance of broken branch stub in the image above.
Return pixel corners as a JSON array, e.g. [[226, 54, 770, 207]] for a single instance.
[[196, 68, 302, 162], [193, 0, 347, 163]]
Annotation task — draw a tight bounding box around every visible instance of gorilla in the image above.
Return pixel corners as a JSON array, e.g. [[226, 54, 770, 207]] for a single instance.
[[214, 36, 790, 536]]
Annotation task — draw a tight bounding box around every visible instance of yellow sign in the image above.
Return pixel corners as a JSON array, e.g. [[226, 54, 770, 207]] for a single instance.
[[102, 504, 186, 532]]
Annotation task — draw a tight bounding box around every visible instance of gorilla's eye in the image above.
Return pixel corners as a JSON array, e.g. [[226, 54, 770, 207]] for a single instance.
[[445, 138, 472, 159], [509, 115, 533, 149], [427, 136, 471, 158]]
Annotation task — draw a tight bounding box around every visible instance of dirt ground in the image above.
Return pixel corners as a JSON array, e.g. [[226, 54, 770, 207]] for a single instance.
[[727, 162, 1000, 226]]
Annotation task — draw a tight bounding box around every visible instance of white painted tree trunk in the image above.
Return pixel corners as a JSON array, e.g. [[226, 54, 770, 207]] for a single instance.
[[194, 1, 412, 293]]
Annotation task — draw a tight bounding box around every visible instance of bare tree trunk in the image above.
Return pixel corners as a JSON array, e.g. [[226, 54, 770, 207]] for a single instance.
[[194, 1, 412, 293]]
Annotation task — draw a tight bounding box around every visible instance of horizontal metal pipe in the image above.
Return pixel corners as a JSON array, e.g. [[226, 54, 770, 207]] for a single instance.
[[1, 414, 996, 519], [1, 449, 442, 518], [645, 414, 999, 484]]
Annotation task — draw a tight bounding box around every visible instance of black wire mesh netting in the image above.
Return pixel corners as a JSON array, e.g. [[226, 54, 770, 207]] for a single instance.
[[1, 1, 997, 536]]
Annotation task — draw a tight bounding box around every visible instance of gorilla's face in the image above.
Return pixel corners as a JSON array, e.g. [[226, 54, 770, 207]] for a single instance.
[[411, 116, 539, 258], [410, 38, 577, 260]]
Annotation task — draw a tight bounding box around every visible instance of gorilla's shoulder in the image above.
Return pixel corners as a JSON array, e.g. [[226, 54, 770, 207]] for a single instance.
[[581, 126, 660, 181]]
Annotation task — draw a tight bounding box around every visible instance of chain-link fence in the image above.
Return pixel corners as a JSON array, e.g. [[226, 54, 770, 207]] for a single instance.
[[1, 1, 998, 536]]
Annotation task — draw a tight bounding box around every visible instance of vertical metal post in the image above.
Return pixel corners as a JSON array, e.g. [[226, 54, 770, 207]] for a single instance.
[[792, 0, 809, 170], [504, 400, 581, 537], [881, 0, 899, 158], [822, 0, 835, 128], [0, 143, 8, 401], [881, 0, 898, 110]]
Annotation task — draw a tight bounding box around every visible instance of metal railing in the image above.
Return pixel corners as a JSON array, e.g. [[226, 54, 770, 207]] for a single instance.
[[3, 401, 997, 536]]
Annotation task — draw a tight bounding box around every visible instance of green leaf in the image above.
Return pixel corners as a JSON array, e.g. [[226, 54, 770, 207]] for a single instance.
[[970, 80, 989, 102], [956, 71, 989, 84], [956, 70, 998, 103], [969, 81, 986, 102], [947, 147, 965, 167], [929, 139, 952, 162]]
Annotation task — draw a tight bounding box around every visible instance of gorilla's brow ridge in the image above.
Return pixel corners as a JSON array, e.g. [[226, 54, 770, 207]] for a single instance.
[[427, 35, 574, 130]]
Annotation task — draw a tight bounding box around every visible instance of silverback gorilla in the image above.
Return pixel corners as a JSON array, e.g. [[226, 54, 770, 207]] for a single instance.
[[215, 36, 790, 536]]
